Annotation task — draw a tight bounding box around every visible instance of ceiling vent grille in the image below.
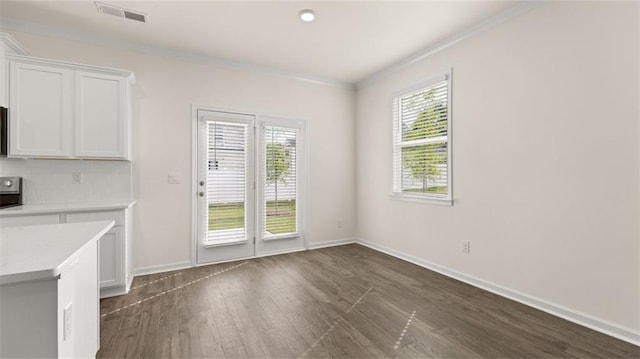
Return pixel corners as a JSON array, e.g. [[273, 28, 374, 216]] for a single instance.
[[95, 2, 148, 23]]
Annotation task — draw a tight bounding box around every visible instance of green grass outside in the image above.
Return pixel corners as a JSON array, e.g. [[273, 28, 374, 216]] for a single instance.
[[208, 203, 244, 231], [208, 200, 296, 234]]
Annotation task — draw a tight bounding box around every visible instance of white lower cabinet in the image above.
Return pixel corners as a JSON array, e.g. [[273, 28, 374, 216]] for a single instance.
[[97, 228, 122, 288], [0, 239, 99, 358], [66, 209, 131, 298], [0, 207, 132, 298]]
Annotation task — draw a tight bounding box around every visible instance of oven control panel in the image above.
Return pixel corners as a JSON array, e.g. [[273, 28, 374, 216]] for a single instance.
[[0, 176, 23, 208]]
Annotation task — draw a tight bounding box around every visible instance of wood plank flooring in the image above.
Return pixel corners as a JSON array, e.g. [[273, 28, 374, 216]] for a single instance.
[[98, 244, 639, 358]]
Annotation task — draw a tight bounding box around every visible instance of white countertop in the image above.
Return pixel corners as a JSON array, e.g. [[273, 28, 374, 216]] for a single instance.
[[0, 221, 115, 285], [0, 200, 136, 217]]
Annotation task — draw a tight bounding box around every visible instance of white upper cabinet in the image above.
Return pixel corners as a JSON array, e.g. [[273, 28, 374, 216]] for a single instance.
[[5, 54, 134, 160], [10, 62, 73, 157], [75, 72, 128, 159], [0, 33, 29, 107]]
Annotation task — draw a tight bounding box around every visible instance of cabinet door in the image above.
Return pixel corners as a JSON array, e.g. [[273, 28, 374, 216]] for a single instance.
[[1, 48, 7, 107], [9, 62, 72, 157], [75, 72, 127, 159], [98, 227, 123, 289]]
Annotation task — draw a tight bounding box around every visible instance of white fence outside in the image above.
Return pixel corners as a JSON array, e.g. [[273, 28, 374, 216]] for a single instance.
[[207, 149, 296, 204]]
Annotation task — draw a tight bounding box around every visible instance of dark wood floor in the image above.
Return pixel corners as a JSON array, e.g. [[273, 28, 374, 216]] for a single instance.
[[98, 244, 639, 358]]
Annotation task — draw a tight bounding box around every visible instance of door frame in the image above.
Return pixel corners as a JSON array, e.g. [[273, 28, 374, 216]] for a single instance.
[[255, 115, 307, 257], [191, 105, 309, 267]]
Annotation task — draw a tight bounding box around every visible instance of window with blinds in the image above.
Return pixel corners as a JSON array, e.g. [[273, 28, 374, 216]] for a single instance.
[[205, 120, 248, 245], [263, 125, 298, 237], [392, 71, 452, 202]]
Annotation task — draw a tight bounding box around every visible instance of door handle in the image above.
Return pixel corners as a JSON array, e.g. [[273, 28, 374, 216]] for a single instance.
[[199, 181, 205, 186], [199, 191, 204, 197]]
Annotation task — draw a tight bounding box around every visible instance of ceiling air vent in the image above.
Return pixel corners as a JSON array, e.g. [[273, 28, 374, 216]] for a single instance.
[[95, 2, 148, 23]]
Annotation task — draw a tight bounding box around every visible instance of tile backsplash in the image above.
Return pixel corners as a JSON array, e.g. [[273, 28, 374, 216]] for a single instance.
[[0, 158, 132, 204]]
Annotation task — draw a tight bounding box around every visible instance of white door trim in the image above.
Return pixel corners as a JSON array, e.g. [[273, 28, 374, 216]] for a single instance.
[[255, 115, 308, 255], [190, 105, 309, 266]]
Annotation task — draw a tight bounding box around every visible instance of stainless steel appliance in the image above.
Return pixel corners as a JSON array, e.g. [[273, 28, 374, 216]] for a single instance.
[[0, 107, 6, 156], [0, 177, 22, 209]]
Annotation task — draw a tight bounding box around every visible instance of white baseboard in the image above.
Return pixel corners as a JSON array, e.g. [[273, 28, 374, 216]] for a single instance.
[[125, 274, 134, 292], [100, 286, 128, 299], [308, 237, 357, 250], [133, 261, 192, 277], [356, 238, 640, 346], [100, 275, 135, 299], [132, 239, 355, 277]]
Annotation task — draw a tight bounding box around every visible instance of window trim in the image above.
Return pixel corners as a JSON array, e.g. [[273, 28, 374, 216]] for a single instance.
[[390, 69, 453, 206]]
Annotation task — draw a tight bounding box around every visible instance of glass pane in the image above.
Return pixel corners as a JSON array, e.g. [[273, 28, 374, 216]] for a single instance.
[[205, 121, 247, 244], [401, 142, 448, 194], [264, 126, 297, 236], [401, 82, 448, 142]]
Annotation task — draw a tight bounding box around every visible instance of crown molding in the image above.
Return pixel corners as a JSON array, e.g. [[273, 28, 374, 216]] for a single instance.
[[0, 2, 541, 91], [0, 31, 29, 55], [357, 2, 542, 88], [6, 53, 136, 84], [0, 17, 354, 90]]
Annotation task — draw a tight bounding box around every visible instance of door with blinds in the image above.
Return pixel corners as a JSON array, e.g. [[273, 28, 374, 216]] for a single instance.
[[196, 110, 256, 264], [255, 116, 305, 256], [196, 109, 305, 265]]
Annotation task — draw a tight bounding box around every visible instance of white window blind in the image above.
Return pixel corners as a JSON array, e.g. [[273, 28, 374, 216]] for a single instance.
[[393, 72, 451, 202], [263, 125, 298, 237], [205, 120, 248, 245]]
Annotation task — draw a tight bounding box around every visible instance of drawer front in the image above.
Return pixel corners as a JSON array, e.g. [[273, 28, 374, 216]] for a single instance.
[[0, 214, 60, 227], [66, 210, 123, 226]]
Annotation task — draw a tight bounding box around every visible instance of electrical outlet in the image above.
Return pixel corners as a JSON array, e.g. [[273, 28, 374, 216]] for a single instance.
[[462, 241, 471, 254], [63, 303, 73, 340], [72, 172, 83, 184]]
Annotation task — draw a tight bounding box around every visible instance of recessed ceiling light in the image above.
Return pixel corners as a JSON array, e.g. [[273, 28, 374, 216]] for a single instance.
[[299, 9, 315, 22]]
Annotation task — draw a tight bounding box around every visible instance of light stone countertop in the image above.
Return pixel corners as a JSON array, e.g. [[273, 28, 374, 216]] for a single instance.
[[0, 221, 114, 285], [0, 200, 136, 217]]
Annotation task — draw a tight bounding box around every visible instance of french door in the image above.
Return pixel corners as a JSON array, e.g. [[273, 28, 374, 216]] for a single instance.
[[195, 108, 305, 265]]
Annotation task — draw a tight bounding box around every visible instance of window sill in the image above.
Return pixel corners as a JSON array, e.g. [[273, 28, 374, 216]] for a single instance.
[[389, 193, 453, 206]]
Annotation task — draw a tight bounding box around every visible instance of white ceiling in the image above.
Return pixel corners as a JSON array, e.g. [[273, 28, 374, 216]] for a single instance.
[[0, 1, 521, 84]]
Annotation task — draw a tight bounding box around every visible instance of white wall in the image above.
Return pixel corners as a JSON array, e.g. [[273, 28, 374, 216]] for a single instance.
[[0, 158, 131, 204], [2, 30, 357, 271], [356, 1, 639, 334], [2, 0, 638, 342]]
